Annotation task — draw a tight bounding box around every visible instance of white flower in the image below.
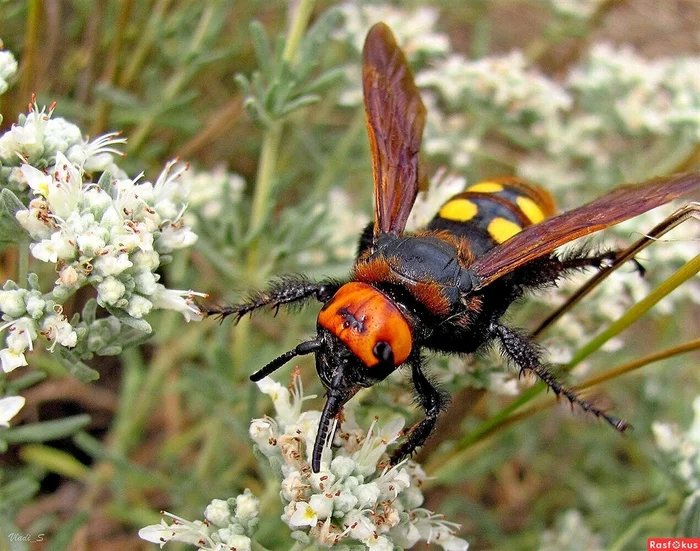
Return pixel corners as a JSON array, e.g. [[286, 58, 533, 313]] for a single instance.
[[97, 276, 127, 306], [337, 4, 449, 58], [0, 49, 18, 94], [204, 499, 232, 527], [40, 314, 77, 350], [256, 373, 316, 425], [0, 290, 27, 318], [43, 118, 82, 159], [251, 371, 469, 550], [308, 493, 333, 521], [30, 231, 73, 263], [15, 198, 54, 239], [46, 152, 82, 218], [126, 295, 153, 319], [218, 532, 251, 551], [0, 109, 50, 164], [92, 251, 133, 277], [138, 514, 214, 549], [66, 131, 126, 171], [0, 396, 25, 427], [0, 348, 27, 373], [289, 501, 318, 527], [249, 417, 279, 456], [1, 317, 37, 372], [235, 489, 259, 521], [150, 286, 205, 322], [20, 164, 52, 197], [76, 230, 106, 257], [156, 222, 198, 251]]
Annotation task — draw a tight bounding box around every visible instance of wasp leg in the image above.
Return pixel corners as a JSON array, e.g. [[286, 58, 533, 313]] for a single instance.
[[390, 356, 449, 465], [490, 322, 630, 433], [515, 249, 640, 290], [201, 275, 341, 323], [533, 202, 700, 337]]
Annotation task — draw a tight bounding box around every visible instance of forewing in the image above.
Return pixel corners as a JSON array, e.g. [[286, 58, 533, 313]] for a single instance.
[[471, 173, 700, 289], [363, 23, 427, 236]]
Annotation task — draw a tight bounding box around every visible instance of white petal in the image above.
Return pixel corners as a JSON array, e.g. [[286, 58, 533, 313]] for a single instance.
[[0, 395, 25, 426], [0, 348, 27, 373]]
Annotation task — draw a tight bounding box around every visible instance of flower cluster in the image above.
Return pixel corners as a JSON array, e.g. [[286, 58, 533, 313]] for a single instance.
[[139, 490, 260, 551], [652, 396, 700, 493], [249, 371, 468, 551], [0, 102, 127, 186], [16, 151, 201, 313], [570, 44, 700, 139], [0, 103, 204, 374], [0, 40, 17, 95], [179, 165, 246, 227], [336, 4, 449, 59], [418, 51, 572, 126], [539, 509, 604, 551]]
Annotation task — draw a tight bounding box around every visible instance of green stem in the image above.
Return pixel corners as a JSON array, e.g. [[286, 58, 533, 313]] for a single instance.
[[127, 5, 216, 153], [569, 253, 700, 366], [236, 0, 317, 369], [17, 242, 29, 288], [282, 0, 317, 63], [18, 0, 40, 106]]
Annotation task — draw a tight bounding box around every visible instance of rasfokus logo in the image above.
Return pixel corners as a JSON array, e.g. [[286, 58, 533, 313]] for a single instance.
[[648, 539, 700, 550]]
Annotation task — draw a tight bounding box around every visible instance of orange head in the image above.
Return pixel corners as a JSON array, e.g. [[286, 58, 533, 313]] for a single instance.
[[317, 281, 412, 369]]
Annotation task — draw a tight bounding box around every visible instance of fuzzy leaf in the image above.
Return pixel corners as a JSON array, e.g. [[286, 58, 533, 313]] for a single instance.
[[81, 299, 98, 325], [0, 189, 29, 243], [296, 8, 342, 82], [55, 347, 100, 383], [96, 170, 114, 196], [250, 20, 274, 79], [2, 414, 91, 444], [26, 272, 40, 291], [104, 306, 153, 334]]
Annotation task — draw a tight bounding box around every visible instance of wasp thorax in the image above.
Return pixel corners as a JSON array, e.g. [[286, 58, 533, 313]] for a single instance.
[[317, 282, 411, 368]]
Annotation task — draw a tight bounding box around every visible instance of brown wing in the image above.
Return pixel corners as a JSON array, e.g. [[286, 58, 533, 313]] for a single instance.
[[471, 173, 700, 290], [363, 23, 427, 236]]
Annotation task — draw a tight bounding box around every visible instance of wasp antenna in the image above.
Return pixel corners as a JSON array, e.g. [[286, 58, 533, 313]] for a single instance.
[[249, 339, 322, 382]]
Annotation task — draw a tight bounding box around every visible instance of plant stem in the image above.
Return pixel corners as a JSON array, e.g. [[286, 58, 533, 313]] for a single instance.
[[18, 0, 40, 107], [127, 5, 216, 153], [236, 0, 317, 368], [283, 0, 317, 63], [17, 242, 29, 288]]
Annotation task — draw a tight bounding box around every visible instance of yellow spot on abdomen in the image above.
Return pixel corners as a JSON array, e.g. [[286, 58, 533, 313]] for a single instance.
[[516, 196, 546, 224], [439, 198, 478, 222], [488, 217, 522, 243], [467, 181, 504, 193]]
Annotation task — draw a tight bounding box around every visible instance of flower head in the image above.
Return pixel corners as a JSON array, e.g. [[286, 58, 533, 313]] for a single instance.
[[249, 370, 468, 550]]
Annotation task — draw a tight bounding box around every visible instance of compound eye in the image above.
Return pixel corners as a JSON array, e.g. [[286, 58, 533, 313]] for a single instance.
[[372, 341, 394, 366]]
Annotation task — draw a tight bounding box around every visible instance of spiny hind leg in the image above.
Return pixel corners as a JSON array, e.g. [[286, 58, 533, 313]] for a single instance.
[[490, 322, 629, 432]]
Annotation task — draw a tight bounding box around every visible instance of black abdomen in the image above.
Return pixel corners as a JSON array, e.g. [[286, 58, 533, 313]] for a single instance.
[[428, 177, 556, 258]]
